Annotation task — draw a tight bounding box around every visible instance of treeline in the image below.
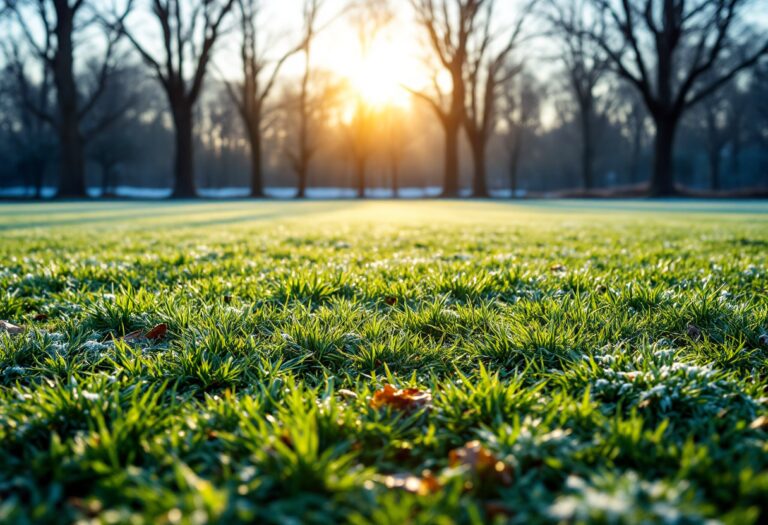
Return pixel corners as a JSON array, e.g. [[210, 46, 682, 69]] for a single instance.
[[0, 0, 767, 199]]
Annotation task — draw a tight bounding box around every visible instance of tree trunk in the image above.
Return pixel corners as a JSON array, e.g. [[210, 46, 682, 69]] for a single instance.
[[296, 162, 308, 198], [53, 5, 87, 199], [629, 122, 642, 184], [730, 128, 741, 183], [391, 160, 399, 198], [649, 115, 678, 197], [355, 156, 366, 198], [509, 134, 521, 198], [470, 139, 489, 198], [248, 121, 264, 198], [171, 103, 196, 198], [442, 120, 460, 198], [579, 102, 595, 190], [709, 148, 721, 192], [101, 163, 116, 197], [57, 117, 86, 198]]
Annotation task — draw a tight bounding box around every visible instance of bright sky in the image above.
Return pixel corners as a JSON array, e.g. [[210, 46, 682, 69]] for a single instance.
[[214, 0, 528, 109]]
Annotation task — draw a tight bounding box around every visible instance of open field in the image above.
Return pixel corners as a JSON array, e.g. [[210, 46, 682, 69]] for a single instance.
[[1, 200, 767, 524]]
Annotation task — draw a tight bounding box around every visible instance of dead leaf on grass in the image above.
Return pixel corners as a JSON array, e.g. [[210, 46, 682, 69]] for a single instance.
[[121, 323, 167, 343], [382, 471, 441, 495], [449, 440, 513, 486], [370, 384, 432, 411], [145, 323, 168, 341]]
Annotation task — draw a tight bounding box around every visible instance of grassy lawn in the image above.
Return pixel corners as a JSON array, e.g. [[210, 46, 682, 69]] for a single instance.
[[1, 200, 767, 524]]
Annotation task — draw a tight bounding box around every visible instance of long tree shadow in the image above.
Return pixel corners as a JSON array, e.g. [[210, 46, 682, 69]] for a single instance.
[[0, 201, 361, 232]]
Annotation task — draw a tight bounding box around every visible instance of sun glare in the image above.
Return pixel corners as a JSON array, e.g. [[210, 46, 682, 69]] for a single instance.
[[339, 36, 420, 110], [348, 44, 411, 109]]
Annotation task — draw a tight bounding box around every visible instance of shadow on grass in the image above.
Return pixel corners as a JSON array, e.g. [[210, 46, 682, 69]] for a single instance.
[[0, 201, 360, 232]]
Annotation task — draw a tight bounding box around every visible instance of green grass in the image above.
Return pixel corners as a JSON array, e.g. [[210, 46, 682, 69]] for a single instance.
[[0, 200, 767, 524]]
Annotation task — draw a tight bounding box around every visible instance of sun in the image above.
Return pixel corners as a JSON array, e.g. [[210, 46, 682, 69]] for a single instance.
[[348, 41, 412, 109]]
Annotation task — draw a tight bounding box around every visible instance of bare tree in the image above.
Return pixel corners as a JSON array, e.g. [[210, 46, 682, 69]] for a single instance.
[[503, 71, 541, 196], [613, 83, 649, 184], [582, 0, 768, 196], [548, 0, 609, 190], [223, 0, 303, 198], [3, 0, 132, 198], [86, 66, 145, 196], [0, 40, 54, 198], [690, 78, 748, 191], [290, 0, 323, 199], [384, 105, 409, 197], [121, 0, 235, 198], [345, 0, 391, 198], [409, 0, 486, 197], [463, 0, 529, 197]]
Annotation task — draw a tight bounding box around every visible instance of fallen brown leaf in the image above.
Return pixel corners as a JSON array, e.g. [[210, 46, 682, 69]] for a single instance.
[[550, 264, 567, 273], [0, 320, 24, 335], [145, 323, 168, 341], [449, 440, 513, 486], [384, 296, 398, 306], [370, 384, 432, 411], [382, 471, 441, 496], [121, 324, 167, 343], [33, 313, 48, 322]]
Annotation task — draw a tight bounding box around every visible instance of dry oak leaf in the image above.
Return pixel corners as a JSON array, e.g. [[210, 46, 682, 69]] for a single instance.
[[145, 323, 168, 341], [0, 320, 24, 335], [122, 323, 168, 343], [382, 471, 441, 496], [370, 384, 432, 411], [449, 440, 513, 486]]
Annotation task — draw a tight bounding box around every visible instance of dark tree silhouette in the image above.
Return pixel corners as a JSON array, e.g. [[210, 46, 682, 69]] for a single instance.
[[290, 0, 324, 199], [548, 0, 609, 191], [464, 0, 528, 197], [3, 0, 132, 198], [345, 0, 391, 198], [122, 0, 235, 198], [384, 106, 409, 197], [223, 0, 303, 198], [614, 83, 648, 184], [691, 79, 747, 191], [1, 41, 54, 198], [409, 0, 485, 198], [503, 72, 541, 196], [582, 0, 768, 196]]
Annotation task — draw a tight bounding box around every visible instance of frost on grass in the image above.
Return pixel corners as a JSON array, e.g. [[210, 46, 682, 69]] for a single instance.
[[589, 345, 760, 424], [549, 472, 718, 524], [0, 203, 767, 523]]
